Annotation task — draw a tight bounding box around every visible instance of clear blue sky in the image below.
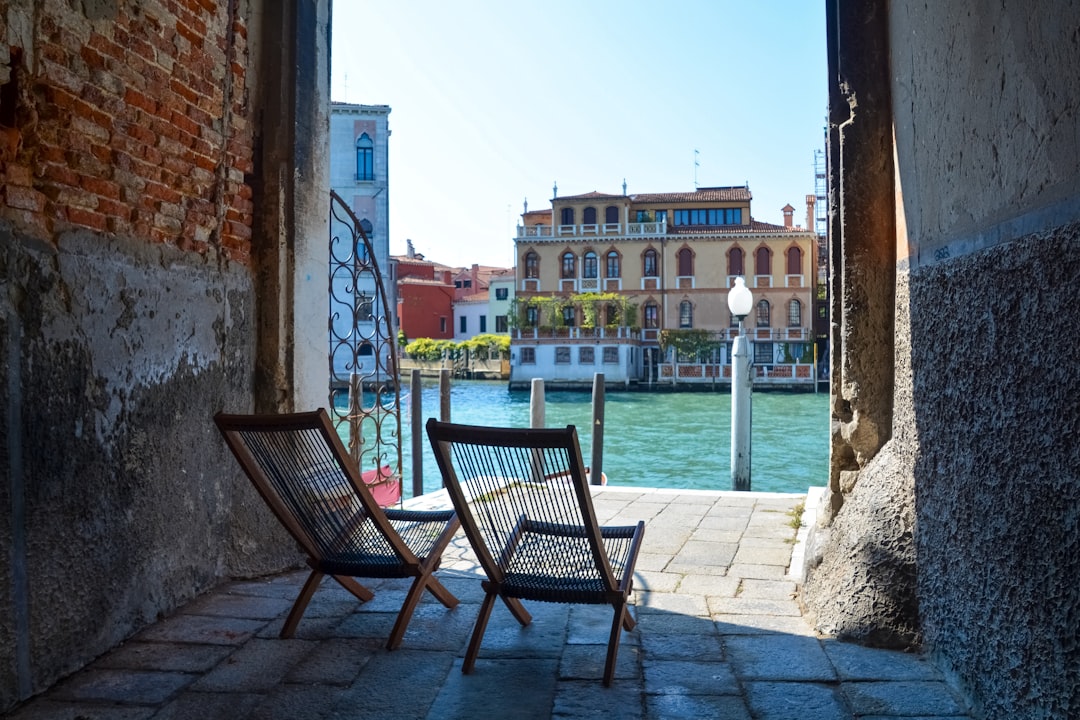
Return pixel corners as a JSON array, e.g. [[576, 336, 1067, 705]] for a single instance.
[[331, 1, 827, 268]]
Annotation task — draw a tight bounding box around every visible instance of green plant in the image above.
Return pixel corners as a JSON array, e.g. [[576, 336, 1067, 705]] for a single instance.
[[788, 501, 805, 530]]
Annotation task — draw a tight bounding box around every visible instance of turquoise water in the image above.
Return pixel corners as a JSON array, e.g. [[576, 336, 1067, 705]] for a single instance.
[[347, 380, 829, 497]]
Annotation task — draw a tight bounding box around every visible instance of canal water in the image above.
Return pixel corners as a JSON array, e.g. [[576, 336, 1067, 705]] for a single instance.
[[354, 380, 830, 497]]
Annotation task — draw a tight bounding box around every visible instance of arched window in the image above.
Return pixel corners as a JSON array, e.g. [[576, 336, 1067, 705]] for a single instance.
[[605, 206, 619, 224], [643, 249, 658, 277], [582, 251, 598, 278], [355, 133, 373, 180], [786, 246, 802, 275], [788, 299, 802, 327], [524, 251, 539, 278], [606, 251, 620, 278], [729, 247, 744, 276], [679, 300, 693, 328], [643, 302, 659, 329], [677, 247, 694, 276], [755, 246, 771, 276], [756, 299, 771, 327], [561, 252, 576, 279], [583, 207, 597, 225], [560, 207, 575, 225]]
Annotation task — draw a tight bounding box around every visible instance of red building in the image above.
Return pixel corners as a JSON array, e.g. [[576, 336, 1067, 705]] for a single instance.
[[394, 249, 455, 340]]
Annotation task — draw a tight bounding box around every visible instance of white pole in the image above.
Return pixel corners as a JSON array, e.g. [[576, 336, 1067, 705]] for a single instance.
[[731, 320, 752, 491], [530, 377, 545, 428]]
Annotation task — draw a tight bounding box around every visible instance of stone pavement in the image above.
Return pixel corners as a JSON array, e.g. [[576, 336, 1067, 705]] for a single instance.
[[3, 487, 973, 720]]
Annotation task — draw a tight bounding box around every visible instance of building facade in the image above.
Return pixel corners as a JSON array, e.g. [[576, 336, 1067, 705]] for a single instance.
[[328, 103, 393, 382], [510, 186, 818, 388]]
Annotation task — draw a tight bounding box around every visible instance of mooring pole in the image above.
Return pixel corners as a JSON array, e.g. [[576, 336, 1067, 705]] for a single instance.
[[590, 372, 605, 485], [530, 377, 545, 428], [439, 369, 451, 422], [410, 369, 423, 495]]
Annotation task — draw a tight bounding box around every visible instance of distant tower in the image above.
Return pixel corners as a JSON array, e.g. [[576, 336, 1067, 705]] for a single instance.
[[553, 181, 558, 198], [523, 198, 528, 213]]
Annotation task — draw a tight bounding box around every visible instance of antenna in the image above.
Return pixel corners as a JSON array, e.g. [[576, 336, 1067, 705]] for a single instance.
[[694, 149, 700, 190]]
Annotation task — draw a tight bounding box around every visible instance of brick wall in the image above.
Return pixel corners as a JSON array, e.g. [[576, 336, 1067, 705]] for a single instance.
[[1, 2, 253, 262]]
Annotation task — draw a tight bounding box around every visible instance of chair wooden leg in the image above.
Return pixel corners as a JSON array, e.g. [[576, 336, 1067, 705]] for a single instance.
[[603, 603, 628, 687], [386, 574, 430, 650], [331, 574, 375, 603], [423, 574, 459, 609], [281, 569, 324, 639], [464, 591, 498, 674], [500, 596, 532, 626]]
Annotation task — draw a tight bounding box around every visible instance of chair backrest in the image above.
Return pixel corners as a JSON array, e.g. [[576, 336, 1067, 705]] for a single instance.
[[215, 409, 414, 566], [426, 419, 618, 595]]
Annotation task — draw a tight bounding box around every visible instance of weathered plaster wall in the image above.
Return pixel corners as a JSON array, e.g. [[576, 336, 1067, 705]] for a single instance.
[[0, 228, 300, 708], [892, 3, 1080, 716], [808, 1, 1080, 717], [0, 0, 331, 710]]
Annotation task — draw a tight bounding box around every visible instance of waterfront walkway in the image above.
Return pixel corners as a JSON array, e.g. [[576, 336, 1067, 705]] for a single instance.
[[5, 488, 972, 719]]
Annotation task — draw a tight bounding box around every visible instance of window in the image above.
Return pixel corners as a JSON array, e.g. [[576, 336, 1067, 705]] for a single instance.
[[583, 251, 598, 279], [562, 306, 575, 326], [605, 206, 619, 224], [480, 315, 487, 332], [460, 316, 467, 333], [756, 299, 771, 327], [677, 248, 693, 276], [358, 342, 374, 356], [672, 208, 741, 226], [454, 281, 462, 288], [603, 346, 619, 364], [755, 247, 771, 276], [525, 251, 539, 278], [561, 252, 576, 279], [355, 133, 373, 180], [525, 305, 538, 327], [357, 293, 373, 321], [643, 302, 659, 329], [635, 210, 652, 222], [755, 342, 774, 365], [605, 303, 619, 326], [729, 247, 745, 276], [679, 300, 693, 328], [787, 299, 802, 327], [440, 317, 447, 333], [583, 207, 597, 224], [579, 347, 595, 364], [495, 315, 508, 332], [655, 209, 667, 224], [606, 251, 620, 278], [643, 249, 658, 277], [560, 207, 575, 225], [495, 287, 508, 300], [521, 347, 536, 364], [787, 246, 802, 275], [463, 279, 472, 288], [555, 346, 571, 364]]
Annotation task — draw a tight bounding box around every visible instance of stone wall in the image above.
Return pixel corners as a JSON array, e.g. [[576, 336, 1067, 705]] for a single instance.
[[804, 1, 1080, 716], [0, 1, 328, 710]]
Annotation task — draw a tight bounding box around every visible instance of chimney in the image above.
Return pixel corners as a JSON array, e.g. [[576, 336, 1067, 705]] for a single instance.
[[805, 195, 816, 233], [782, 203, 796, 229], [406, 238, 415, 258]]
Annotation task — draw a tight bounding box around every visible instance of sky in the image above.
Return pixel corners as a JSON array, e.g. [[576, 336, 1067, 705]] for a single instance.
[[330, 1, 827, 269]]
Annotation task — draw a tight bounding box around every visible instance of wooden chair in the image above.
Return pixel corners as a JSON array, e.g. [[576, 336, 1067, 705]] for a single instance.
[[214, 409, 460, 649], [425, 419, 645, 685]]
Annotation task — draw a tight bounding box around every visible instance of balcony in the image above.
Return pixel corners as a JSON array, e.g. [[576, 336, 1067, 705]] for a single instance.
[[517, 220, 666, 239]]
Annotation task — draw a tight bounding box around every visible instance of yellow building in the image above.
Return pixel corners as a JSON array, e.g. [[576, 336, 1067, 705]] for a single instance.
[[511, 185, 818, 388]]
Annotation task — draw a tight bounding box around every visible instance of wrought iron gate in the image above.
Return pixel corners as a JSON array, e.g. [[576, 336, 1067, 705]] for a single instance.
[[328, 190, 402, 504]]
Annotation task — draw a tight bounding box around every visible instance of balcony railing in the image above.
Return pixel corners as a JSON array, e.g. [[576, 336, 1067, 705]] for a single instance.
[[517, 220, 666, 239], [511, 326, 640, 340]]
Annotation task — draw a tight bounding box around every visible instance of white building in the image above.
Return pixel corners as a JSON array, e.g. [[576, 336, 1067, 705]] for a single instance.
[[328, 103, 393, 383]]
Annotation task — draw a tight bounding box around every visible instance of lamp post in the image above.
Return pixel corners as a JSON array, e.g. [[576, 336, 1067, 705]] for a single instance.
[[727, 276, 753, 491]]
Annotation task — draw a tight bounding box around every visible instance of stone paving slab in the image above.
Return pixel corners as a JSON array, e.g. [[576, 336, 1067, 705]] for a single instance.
[[2, 488, 975, 720]]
